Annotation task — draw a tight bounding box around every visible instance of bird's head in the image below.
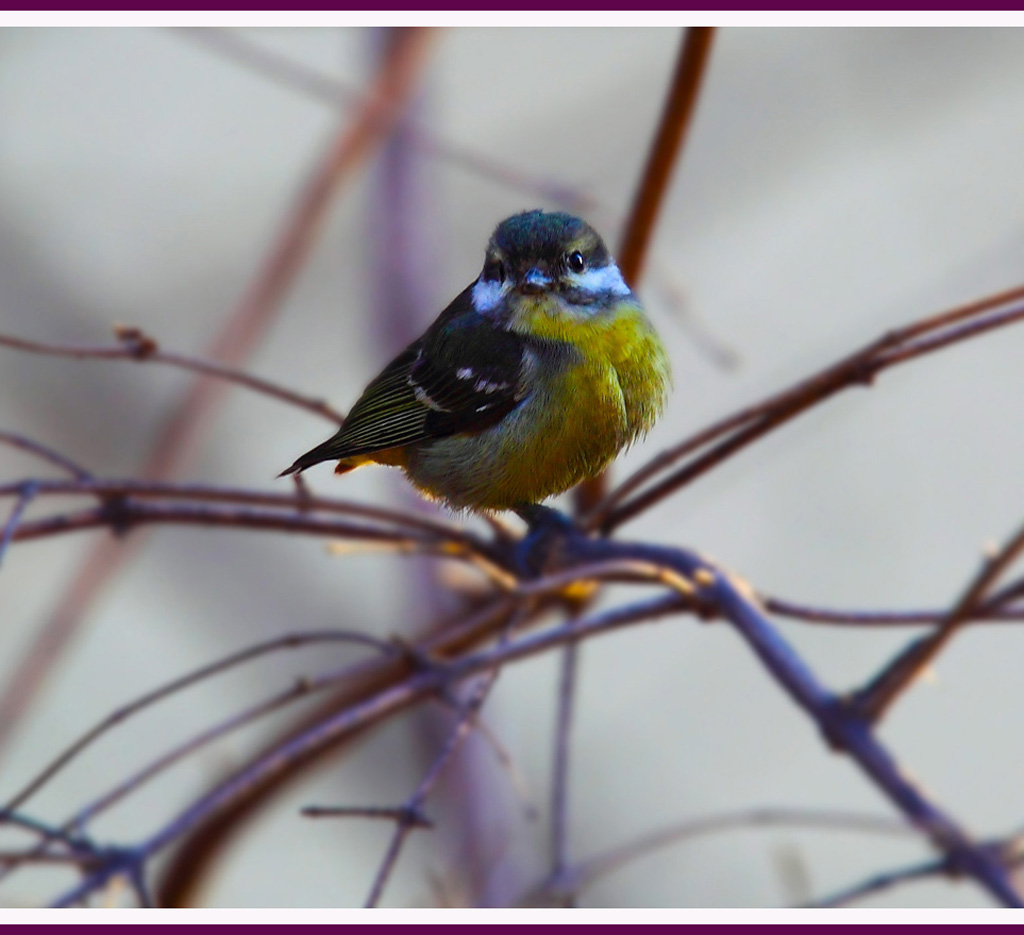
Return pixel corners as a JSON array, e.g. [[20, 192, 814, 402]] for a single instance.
[[471, 210, 633, 328]]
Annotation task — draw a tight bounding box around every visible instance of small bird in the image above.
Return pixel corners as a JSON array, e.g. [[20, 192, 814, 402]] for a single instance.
[[281, 210, 670, 512]]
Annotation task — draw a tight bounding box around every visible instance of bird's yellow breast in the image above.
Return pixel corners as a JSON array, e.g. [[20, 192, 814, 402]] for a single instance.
[[399, 298, 670, 510], [516, 296, 671, 439]]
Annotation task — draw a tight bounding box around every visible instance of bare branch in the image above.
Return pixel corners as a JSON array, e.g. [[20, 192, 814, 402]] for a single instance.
[[617, 27, 716, 285], [531, 806, 920, 905], [810, 859, 942, 908], [590, 284, 1024, 532], [851, 517, 1024, 724], [0, 477, 483, 549], [764, 596, 1024, 627], [34, 521, 1024, 908], [0, 482, 36, 570], [0, 329, 344, 424], [0, 430, 93, 479], [364, 669, 500, 908], [809, 829, 1024, 910], [548, 642, 580, 906], [575, 26, 716, 517], [3, 630, 398, 816]]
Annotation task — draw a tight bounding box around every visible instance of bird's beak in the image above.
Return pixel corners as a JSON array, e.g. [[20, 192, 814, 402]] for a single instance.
[[518, 268, 551, 295]]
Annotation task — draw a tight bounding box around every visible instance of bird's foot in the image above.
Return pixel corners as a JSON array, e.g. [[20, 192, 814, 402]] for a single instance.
[[513, 504, 582, 577]]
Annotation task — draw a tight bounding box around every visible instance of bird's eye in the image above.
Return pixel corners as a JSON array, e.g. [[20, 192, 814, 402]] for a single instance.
[[566, 251, 586, 274], [485, 258, 507, 283]]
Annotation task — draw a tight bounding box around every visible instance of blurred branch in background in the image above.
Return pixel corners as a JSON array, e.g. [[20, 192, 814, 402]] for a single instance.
[[171, 27, 595, 214]]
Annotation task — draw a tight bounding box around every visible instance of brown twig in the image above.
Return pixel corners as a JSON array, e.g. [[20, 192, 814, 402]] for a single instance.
[[155, 596, 523, 908], [763, 596, 1024, 627], [548, 640, 580, 906], [2, 630, 397, 817], [0, 476, 482, 549], [0, 482, 36, 570], [589, 284, 1024, 532], [850, 517, 1024, 724], [55, 593, 678, 908], [809, 829, 1024, 908], [363, 666, 502, 908], [0, 330, 344, 424], [617, 27, 715, 286], [0, 429, 93, 479], [574, 27, 716, 519]]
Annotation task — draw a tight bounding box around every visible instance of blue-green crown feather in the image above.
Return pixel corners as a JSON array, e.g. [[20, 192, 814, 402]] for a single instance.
[[488, 210, 610, 269]]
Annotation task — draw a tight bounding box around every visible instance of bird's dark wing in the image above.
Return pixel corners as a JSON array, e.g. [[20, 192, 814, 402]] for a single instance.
[[281, 287, 531, 475]]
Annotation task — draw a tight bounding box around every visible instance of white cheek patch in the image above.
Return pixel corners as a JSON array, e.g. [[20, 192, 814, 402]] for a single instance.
[[472, 278, 508, 314], [571, 263, 631, 297]]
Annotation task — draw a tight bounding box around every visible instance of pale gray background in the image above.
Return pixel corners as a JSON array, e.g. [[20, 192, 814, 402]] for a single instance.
[[1, 27, 1023, 908]]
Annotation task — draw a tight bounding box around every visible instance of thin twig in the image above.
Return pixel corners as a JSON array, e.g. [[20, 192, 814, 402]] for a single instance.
[[8, 501, 444, 550], [364, 598, 528, 908], [808, 828, 1024, 909], [0, 637, 409, 887], [590, 285, 1024, 532], [0, 330, 344, 424], [851, 517, 1024, 724], [155, 595, 523, 907], [0, 477, 484, 550], [54, 594, 676, 909], [574, 26, 716, 517], [810, 859, 942, 908], [549, 641, 580, 905], [529, 806, 919, 904], [0, 429, 92, 479], [362, 673, 497, 908], [458, 707, 537, 821], [0, 809, 95, 853], [0, 482, 37, 570], [763, 596, 1024, 627], [2, 630, 397, 815], [617, 27, 715, 285]]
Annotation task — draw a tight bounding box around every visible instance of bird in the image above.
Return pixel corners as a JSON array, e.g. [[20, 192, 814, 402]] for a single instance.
[[281, 209, 670, 514]]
